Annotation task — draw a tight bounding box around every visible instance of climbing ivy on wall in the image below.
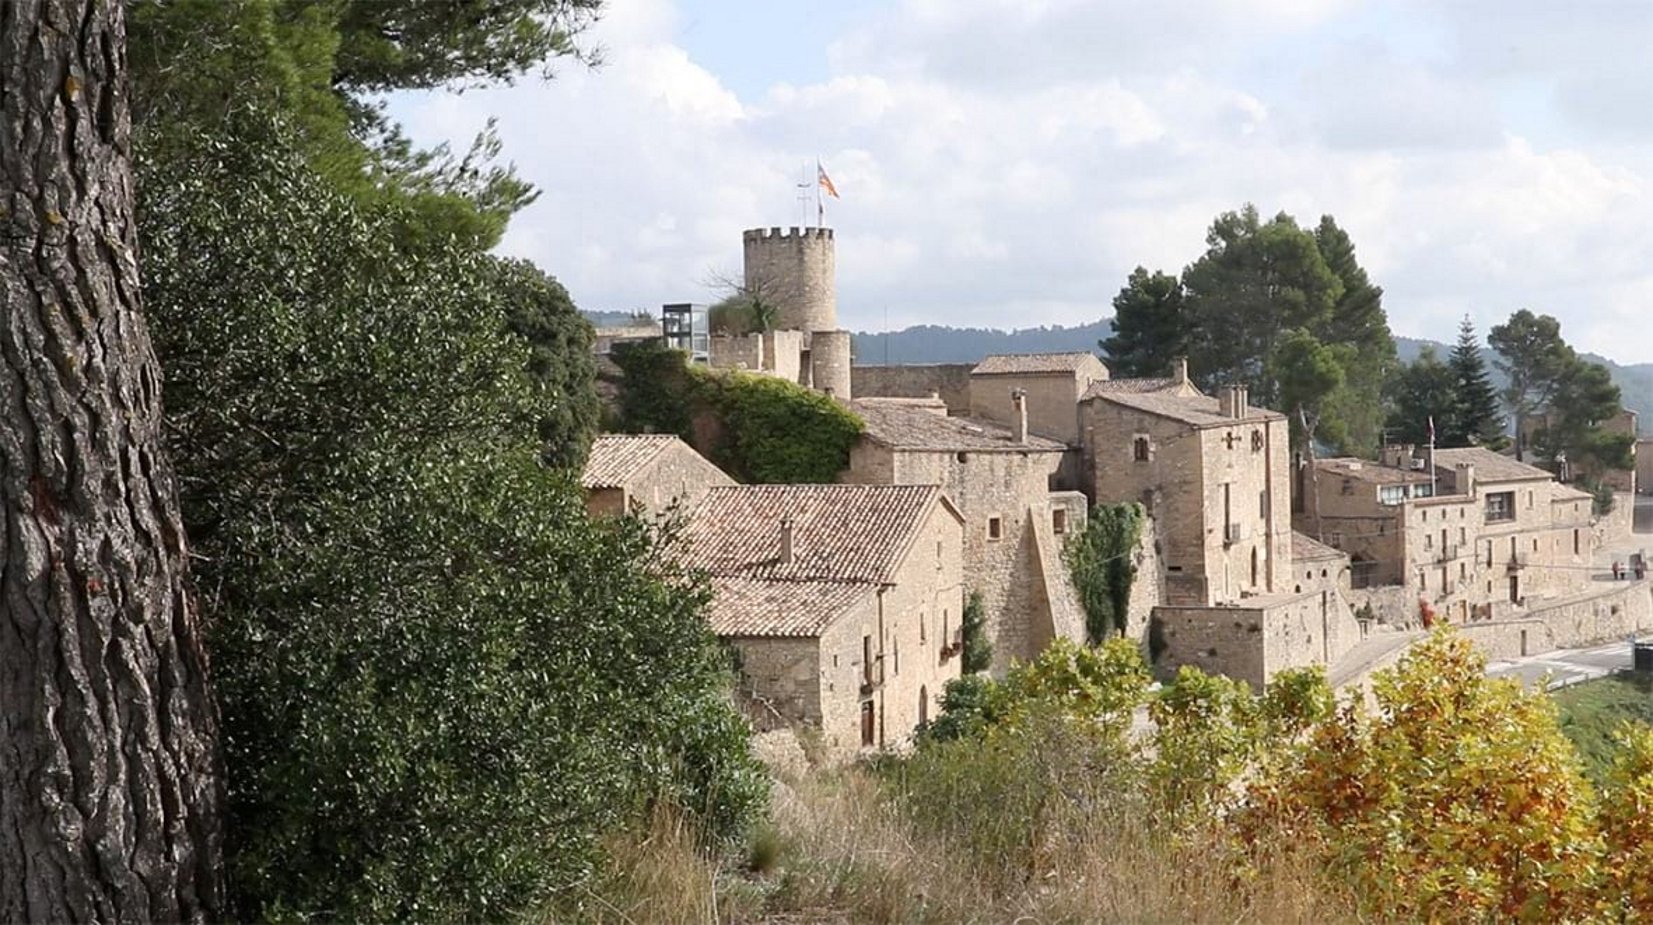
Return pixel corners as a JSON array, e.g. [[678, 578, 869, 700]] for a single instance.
[[611, 343, 864, 484], [1063, 502, 1146, 644], [961, 591, 992, 674]]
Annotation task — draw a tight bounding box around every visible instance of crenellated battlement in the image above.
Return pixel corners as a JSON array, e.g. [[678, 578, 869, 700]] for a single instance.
[[742, 226, 834, 243]]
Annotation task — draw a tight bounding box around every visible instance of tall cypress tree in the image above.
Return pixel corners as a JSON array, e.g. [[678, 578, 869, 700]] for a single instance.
[[1447, 316, 1505, 447]]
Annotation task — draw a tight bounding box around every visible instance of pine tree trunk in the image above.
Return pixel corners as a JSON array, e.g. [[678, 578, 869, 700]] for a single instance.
[[0, 0, 224, 920]]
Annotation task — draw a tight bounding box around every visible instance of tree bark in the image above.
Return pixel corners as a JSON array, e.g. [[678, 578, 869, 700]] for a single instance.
[[0, 0, 224, 920]]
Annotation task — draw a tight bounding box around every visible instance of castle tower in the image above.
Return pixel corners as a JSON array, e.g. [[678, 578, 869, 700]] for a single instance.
[[810, 329, 853, 400], [742, 227, 837, 333]]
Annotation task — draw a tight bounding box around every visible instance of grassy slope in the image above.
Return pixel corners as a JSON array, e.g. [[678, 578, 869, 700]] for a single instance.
[[1553, 671, 1653, 782]]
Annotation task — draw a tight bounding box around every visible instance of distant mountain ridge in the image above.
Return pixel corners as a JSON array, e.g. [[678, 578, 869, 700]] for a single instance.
[[848, 323, 1653, 432]]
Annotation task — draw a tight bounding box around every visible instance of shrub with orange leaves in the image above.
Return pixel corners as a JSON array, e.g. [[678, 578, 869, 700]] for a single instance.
[[1242, 629, 1606, 922]]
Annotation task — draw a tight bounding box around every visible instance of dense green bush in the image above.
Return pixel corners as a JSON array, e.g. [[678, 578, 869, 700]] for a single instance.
[[961, 590, 993, 674], [612, 345, 864, 483], [1064, 503, 1145, 642], [140, 121, 765, 921]]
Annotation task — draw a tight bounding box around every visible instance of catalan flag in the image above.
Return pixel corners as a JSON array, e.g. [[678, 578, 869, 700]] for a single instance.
[[818, 161, 840, 199]]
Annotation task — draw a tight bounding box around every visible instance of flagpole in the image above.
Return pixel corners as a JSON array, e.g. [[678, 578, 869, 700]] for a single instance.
[[816, 157, 824, 228]]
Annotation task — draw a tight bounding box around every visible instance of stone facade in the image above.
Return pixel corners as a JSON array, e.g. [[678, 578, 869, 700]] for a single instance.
[[852, 363, 975, 412], [681, 484, 965, 759], [1152, 585, 1362, 692], [1298, 446, 1603, 627], [1081, 386, 1293, 607], [842, 399, 1086, 671], [969, 353, 1110, 445], [581, 434, 734, 518]]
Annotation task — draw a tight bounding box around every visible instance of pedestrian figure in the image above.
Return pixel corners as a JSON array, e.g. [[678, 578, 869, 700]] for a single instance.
[[1637, 560, 1647, 581], [1613, 560, 1623, 580]]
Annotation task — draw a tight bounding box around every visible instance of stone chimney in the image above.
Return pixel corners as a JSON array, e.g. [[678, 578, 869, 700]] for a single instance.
[[1173, 356, 1189, 386], [1455, 462, 1476, 497], [1011, 388, 1028, 443], [779, 515, 794, 566], [1218, 384, 1248, 419]]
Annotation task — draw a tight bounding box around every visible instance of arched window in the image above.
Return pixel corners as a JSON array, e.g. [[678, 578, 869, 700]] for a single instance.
[[1133, 436, 1150, 462]]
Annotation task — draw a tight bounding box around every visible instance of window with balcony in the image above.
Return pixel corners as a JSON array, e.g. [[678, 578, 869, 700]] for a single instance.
[[1485, 491, 1515, 523]]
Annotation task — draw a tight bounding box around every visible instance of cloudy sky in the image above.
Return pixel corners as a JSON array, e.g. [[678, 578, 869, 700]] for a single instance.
[[390, 0, 1653, 363]]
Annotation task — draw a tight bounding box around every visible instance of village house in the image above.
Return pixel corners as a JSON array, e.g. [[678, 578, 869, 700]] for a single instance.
[[678, 484, 965, 757], [580, 433, 734, 518], [967, 352, 1110, 445], [840, 396, 1087, 670], [1298, 445, 1599, 623], [1079, 382, 1294, 606]]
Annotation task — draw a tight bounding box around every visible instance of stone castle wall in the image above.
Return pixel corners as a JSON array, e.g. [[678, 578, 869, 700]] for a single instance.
[[851, 363, 975, 412], [742, 226, 836, 333], [810, 330, 854, 399]]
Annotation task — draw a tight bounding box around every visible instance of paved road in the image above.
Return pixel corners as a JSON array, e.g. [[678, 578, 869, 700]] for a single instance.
[[1486, 640, 1636, 690]]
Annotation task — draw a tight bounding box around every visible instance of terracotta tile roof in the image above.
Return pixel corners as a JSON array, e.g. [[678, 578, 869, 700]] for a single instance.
[[1082, 377, 1180, 396], [1088, 390, 1285, 428], [703, 577, 873, 637], [682, 484, 949, 584], [1315, 457, 1433, 485], [1552, 483, 1594, 502], [972, 352, 1104, 375], [1291, 532, 1346, 563], [849, 400, 1067, 452], [1433, 447, 1553, 483], [581, 434, 686, 489]]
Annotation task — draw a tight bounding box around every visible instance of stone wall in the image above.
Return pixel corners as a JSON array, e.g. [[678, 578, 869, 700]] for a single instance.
[[1347, 584, 1416, 628], [970, 366, 1103, 445], [1082, 399, 1291, 606], [1151, 587, 1362, 691], [809, 329, 854, 399], [730, 636, 827, 731], [1594, 491, 1634, 545], [742, 226, 836, 332], [851, 363, 974, 412], [842, 442, 1081, 672], [763, 329, 804, 384], [1457, 581, 1653, 661], [621, 441, 736, 518], [709, 332, 763, 370], [1637, 437, 1653, 494]]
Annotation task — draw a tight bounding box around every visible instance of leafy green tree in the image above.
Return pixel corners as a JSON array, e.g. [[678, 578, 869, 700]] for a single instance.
[[1101, 267, 1188, 378], [140, 119, 763, 921], [129, 0, 593, 249], [1277, 330, 1349, 538], [1181, 205, 1343, 410], [327, 0, 603, 91], [1313, 216, 1395, 454], [493, 257, 601, 469], [1542, 360, 1635, 482], [1446, 315, 1506, 447], [1063, 503, 1145, 642], [1489, 310, 1576, 458], [961, 591, 993, 674], [1386, 347, 1459, 447]]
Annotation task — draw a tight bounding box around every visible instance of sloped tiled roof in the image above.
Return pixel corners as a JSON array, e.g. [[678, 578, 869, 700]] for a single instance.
[[682, 484, 949, 584], [703, 577, 872, 637], [1082, 377, 1180, 396], [1552, 483, 1594, 502], [972, 353, 1104, 376], [1433, 447, 1553, 483], [1292, 532, 1347, 563], [850, 400, 1066, 452], [581, 434, 682, 489], [1315, 457, 1433, 485], [1089, 391, 1285, 428]]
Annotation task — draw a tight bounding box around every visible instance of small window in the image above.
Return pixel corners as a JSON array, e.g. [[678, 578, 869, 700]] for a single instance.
[[1533, 538, 1539, 552], [861, 701, 876, 747], [919, 612, 926, 645], [1251, 429, 1264, 451], [956, 451, 968, 464], [988, 516, 1003, 540], [1259, 490, 1267, 519], [1052, 509, 1067, 535], [1133, 436, 1150, 462], [1425, 533, 1433, 550]]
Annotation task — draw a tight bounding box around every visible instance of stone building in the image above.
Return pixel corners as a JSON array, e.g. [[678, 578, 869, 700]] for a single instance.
[[1516, 407, 1639, 494], [1298, 445, 1600, 624], [580, 433, 734, 518], [968, 352, 1110, 445], [1079, 384, 1294, 607], [694, 227, 855, 399], [840, 397, 1087, 670], [679, 484, 965, 757]]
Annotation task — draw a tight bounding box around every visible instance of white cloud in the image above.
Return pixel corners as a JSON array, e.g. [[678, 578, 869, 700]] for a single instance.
[[389, 0, 1653, 362]]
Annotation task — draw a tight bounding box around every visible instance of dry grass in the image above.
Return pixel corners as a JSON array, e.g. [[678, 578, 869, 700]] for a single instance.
[[566, 730, 1358, 925]]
